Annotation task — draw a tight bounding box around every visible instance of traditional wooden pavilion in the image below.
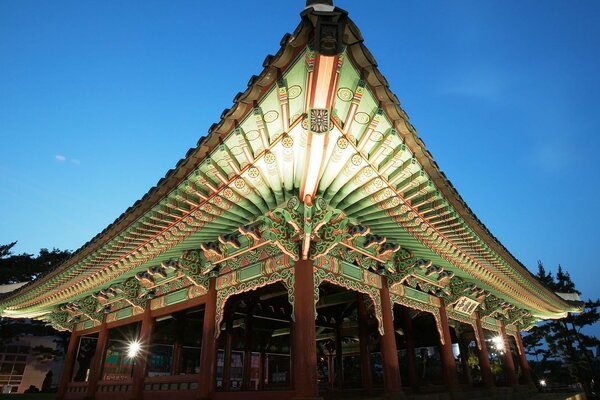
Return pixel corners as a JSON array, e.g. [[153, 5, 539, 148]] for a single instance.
[[0, 2, 578, 399]]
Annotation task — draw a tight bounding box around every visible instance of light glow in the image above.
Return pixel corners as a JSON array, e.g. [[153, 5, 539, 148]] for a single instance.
[[127, 340, 142, 359], [539, 379, 547, 387], [491, 336, 505, 352]]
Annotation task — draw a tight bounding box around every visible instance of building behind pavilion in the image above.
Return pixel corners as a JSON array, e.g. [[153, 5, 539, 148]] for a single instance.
[[0, 1, 579, 399]]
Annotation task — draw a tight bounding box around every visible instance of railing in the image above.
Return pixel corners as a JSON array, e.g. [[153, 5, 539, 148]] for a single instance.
[[144, 374, 200, 392], [66, 381, 88, 394], [97, 379, 132, 393]]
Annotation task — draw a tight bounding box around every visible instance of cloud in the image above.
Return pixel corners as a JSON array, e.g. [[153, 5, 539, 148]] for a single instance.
[[439, 67, 510, 103], [71, 159, 80, 165], [442, 79, 502, 101], [530, 137, 578, 172], [55, 155, 66, 162]]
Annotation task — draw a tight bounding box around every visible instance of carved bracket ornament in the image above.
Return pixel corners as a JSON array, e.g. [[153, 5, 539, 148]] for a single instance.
[[257, 201, 302, 260], [446, 310, 482, 350], [307, 199, 402, 278], [387, 253, 456, 297], [479, 294, 517, 322], [314, 267, 384, 335], [389, 292, 445, 345], [214, 268, 295, 338], [61, 275, 160, 328], [46, 310, 74, 332]]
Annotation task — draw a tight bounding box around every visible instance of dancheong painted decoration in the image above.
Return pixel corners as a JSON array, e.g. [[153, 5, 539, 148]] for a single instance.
[[0, 1, 578, 399]]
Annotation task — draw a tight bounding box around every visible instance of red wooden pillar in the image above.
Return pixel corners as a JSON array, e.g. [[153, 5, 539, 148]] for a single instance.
[[401, 307, 419, 391], [131, 302, 154, 400], [357, 293, 373, 395], [379, 276, 403, 395], [242, 311, 254, 390], [327, 355, 334, 389], [222, 319, 233, 391], [500, 323, 518, 387], [171, 316, 185, 375], [258, 351, 266, 390], [457, 336, 473, 385], [86, 318, 109, 399], [437, 298, 460, 392], [474, 312, 495, 389], [292, 258, 319, 398], [198, 277, 217, 399], [334, 324, 343, 389], [514, 331, 534, 384], [57, 331, 80, 400]]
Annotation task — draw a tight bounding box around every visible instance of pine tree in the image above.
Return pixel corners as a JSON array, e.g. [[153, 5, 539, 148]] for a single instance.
[[0, 242, 71, 347], [0, 242, 71, 284], [523, 261, 600, 396]]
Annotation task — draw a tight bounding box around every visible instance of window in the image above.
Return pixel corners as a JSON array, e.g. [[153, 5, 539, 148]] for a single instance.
[[147, 306, 204, 377], [102, 322, 140, 381], [12, 363, 25, 375], [72, 334, 98, 382]]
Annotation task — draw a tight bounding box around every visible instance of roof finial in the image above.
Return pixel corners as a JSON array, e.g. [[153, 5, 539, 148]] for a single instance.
[[305, 0, 335, 12]]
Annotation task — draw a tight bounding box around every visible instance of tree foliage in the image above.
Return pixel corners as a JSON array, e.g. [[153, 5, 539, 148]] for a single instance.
[[523, 261, 600, 395], [0, 242, 71, 347], [0, 241, 71, 284]]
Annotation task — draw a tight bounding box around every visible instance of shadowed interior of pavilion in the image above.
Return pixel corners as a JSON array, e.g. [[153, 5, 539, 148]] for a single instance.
[[69, 281, 534, 399]]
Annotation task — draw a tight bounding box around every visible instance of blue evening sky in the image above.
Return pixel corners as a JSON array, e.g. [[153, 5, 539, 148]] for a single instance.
[[1, 1, 599, 336]]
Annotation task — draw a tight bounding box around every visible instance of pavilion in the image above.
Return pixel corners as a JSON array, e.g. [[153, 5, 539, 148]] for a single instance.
[[0, 1, 578, 399]]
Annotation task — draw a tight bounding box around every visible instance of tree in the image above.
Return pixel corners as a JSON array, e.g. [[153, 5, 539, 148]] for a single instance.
[[0, 241, 70, 284], [0, 242, 71, 347], [523, 261, 600, 396]]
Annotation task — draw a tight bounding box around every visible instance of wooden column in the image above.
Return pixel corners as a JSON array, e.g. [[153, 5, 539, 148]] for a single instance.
[[327, 354, 334, 389], [500, 323, 518, 387], [222, 318, 233, 391], [131, 303, 154, 400], [514, 331, 534, 384], [334, 324, 344, 389], [198, 277, 217, 399], [292, 258, 319, 398], [258, 351, 266, 390], [86, 318, 109, 399], [437, 298, 460, 392], [401, 307, 419, 391], [56, 331, 80, 400], [242, 310, 254, 390], [457, 336, 473, 385], [357, 293, 373, 394], [474, 312, 495, 389], [171, 316, 185, 375], [379, 276, 403, 395]]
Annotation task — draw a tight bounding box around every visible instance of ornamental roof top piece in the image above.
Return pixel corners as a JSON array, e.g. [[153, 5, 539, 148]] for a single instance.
[[0, 2, 578, 325]]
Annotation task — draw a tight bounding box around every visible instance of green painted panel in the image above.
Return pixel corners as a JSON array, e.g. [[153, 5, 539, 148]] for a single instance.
[[332, 52, 360, 124], [404, 286, 430, 303], [239, 263, 262, 282], [347, 86, 378, 143], [260, 88, 283, 140], [116, 307, 133, 320], [284, 50, 307, 121], [83, 320, 94, 330], [341, 261, 362, 281], [165, 289, 188, 306]]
